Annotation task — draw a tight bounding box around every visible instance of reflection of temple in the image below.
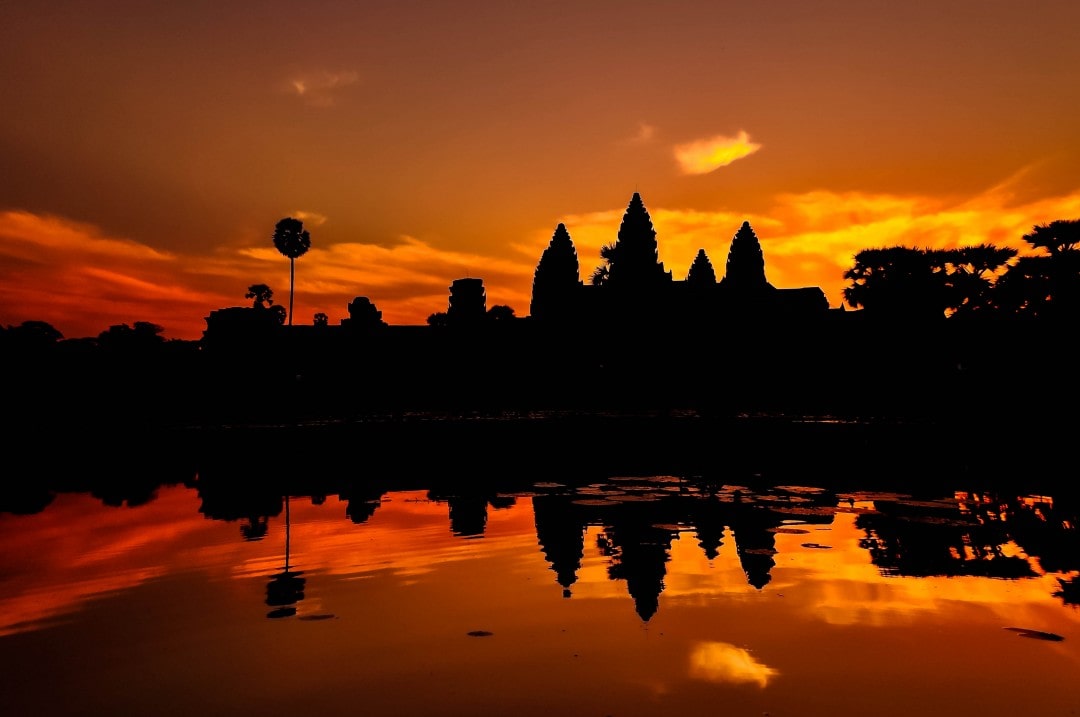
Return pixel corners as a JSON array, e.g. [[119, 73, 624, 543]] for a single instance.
[[533, 495, 587, 598], [530, 482, 838, 621]]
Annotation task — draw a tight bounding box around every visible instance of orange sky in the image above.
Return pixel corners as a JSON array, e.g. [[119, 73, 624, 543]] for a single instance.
[[2, 1, 1079, 340]]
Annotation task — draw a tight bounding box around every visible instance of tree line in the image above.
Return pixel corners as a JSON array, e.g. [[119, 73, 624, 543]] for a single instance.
[[841, 219, 1080, 320], [3, 216, 1079, 349]]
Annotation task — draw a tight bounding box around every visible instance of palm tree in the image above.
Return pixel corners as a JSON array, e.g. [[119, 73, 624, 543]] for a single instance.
[[271, 217, 312, 326]]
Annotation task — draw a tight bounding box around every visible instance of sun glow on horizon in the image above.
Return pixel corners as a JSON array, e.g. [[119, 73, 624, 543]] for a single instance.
[[2, 181, 1080, 339]]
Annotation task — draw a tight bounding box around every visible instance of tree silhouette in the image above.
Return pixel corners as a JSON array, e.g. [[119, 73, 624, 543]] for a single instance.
[[4, 320, 63, 347], [313, 312, 328, 327], [943, 244, 1017, 317], [994, 219, 1080, 318], [487, 304, 516, 321], [589, 243, 619, 286], [97, 321, 165, 350], [842, 246, 949, 319], [245, 283, 274, 309], [271, 217, 312, 326]]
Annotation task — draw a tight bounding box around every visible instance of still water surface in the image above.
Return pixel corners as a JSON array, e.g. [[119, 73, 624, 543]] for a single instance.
[[1, 471, 1078, 716]]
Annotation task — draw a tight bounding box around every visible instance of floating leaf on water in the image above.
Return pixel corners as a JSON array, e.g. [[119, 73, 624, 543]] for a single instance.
[[572, 498, 619, 506], [467, 630, 494, 637], [771, 505, 837, 517], [1004, 627, 1064, 641], [894, 499, 961, 510], [298, 614, 336, 621]]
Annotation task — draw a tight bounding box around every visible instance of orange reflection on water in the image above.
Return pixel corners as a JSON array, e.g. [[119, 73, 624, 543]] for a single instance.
[[2, 483, 1079, 717]]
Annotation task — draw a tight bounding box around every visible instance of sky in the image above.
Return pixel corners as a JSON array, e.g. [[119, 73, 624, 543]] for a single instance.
[[2, 0, 1079, 340]]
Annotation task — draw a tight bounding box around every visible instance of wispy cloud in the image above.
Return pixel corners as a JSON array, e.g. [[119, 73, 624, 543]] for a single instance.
[[631, 122, 656, 143], [286, 70, 359, 107], [674, 130, 762, 175], [293, 210, 328, 227]]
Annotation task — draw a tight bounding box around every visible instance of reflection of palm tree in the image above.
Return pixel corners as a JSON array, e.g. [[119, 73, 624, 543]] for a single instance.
[[266, 494, 306, 618], [272, 217, 311, 327]]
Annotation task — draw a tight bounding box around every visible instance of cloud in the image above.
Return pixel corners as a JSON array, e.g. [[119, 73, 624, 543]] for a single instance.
[[293, 210, 328, 227], [689, 641, 778, 687], [286, 70, 359, 107], [0, 211, 221, 340], [674, 130, 762, 175], [523, 183, 1080, 312], [630, 122, 656, 143], [4, 175, 1078, 341]]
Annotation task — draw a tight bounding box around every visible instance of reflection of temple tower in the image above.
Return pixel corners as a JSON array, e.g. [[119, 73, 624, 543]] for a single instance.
[[533, 495, 587, 598], [601, 519, 677, 622], [447, 278, 486, 324], [691, 498, 727, 561], [731, 502, 779, 590]]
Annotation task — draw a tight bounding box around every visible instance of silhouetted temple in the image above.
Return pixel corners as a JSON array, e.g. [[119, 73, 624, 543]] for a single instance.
[[530, 192, 830, 327], [197, 190, 849, 416]]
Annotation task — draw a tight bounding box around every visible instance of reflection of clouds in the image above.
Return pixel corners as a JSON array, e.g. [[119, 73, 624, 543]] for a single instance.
[[689, 641, 778, 687]]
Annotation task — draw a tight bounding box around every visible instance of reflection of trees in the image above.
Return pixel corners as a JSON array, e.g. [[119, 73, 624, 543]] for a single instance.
[[1054, 576, 1080, 607], [267, 495, 306, 619], [341, 484, 386, 524], [428, 488, 517, 537], [991, 494, 1080, 575], [856, 497, 1037, 579]]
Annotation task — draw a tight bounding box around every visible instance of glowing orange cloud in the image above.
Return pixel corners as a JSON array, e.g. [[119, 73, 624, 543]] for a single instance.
[[674, 130, 762, 175]]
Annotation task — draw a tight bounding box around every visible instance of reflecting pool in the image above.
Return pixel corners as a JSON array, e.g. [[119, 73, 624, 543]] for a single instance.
[[2, 458, 1078, 717]]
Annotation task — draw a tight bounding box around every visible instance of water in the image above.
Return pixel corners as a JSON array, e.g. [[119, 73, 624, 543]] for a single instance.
[[2, 448, 1078, 717]]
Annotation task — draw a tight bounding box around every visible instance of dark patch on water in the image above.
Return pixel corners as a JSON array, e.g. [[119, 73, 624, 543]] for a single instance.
[[1004, 627, 1064, 641]]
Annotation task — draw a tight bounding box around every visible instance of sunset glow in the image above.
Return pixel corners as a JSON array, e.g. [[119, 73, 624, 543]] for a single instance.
[[2, 2, 1079, 339]]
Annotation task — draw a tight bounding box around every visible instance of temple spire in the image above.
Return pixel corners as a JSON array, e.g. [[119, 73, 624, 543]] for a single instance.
[[721, 221, 771, 291]]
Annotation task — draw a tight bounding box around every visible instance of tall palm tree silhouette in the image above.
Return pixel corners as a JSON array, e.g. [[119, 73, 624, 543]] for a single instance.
[[271, 217, 311, 326]]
